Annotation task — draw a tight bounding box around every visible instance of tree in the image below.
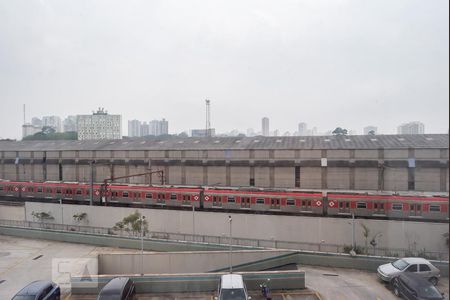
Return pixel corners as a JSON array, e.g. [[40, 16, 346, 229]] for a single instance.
[[360, 223, 370, 254], [332, 127, 348, 135], [112, 211, 148, 236], [73, 212, 88, 224], [31, 211, 54, 222]]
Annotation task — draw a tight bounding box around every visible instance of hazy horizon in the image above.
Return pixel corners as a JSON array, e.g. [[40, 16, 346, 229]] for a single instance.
[[1, 0, 448, 139]]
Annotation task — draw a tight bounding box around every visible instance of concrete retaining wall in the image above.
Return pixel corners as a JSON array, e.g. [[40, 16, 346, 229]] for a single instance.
[[24, 202, 450, 254], [99, 250, 293, 274], [0, 225, 249, 252], [71, 271, 306, 294]]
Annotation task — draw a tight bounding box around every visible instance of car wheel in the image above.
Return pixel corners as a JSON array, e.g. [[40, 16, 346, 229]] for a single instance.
[[392, 279, 401, 298], [429, 277, 438, 286]]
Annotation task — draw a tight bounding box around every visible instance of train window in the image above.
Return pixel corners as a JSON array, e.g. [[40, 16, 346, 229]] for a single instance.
[[123, 192, 129, 198], [256, 198, 265, 204], [308, 200, 311, 206], [228, 197, 235, 203], [429, 205, 441, 212], [392, 203, 403, 210], [46, 188, 52, 193], [76, 189, 82, 195], [346, 202, 350, 208], [145, 193, 152, 199], [380, 203, 384, 209], [36, 187, 42, 193], [357, 202, 367, 209], [287, 199, 295, 206], [170, 193, 177, 200], [0, 186, 3, 191], [56, 188, 61, 194], [302, 200, 306, 206]]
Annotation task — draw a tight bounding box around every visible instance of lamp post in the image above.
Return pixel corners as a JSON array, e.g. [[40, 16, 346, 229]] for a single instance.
[[89, 160, 95, 206], [60, 198, 64, 226], [228, 215, 232, 274], [192, 205, 195, 238], [140, 215, 146, 276]]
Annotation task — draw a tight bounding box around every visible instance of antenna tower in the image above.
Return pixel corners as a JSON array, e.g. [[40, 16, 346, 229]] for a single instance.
[[205, 99, 211, 137]]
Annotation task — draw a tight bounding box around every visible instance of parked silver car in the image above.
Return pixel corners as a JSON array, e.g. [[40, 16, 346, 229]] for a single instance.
[[377, 257, 441, 285]]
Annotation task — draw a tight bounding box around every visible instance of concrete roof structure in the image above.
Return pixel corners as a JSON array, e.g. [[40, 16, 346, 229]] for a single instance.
[[0, 134, 447, 151]]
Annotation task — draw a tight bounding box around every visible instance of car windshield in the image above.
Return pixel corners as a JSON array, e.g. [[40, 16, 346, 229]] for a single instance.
[[392, 259, 409, 270], [418, 286, 442, 298], [12, 296, 36, 300], [219, 289, 247, 300]]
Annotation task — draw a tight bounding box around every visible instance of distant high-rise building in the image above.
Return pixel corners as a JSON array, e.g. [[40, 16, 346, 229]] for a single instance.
[[160, 118, 169, 135], [128, 120, 141, 137], [31, 117, 43, 127], [364, 126, 378, 135], [397, 122, 425, 135], [63, 116, 77, 132], [22, 124, 42, 138], [298, 122, 308, 136], [191, 129, 216, 137], [77, 108, 121, 140], [42, 116, 62, 132], [246, 128, 255, 137], [262, 117, 269, 136], [141, 122, 150, 136]]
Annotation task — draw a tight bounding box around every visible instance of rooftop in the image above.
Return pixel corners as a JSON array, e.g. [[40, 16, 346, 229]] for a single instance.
[[0, 134, 447, 151]]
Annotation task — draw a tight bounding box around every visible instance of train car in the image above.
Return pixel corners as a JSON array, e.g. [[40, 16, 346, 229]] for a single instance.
[[105, 184, 202, 208], [203, 188, 324, 214], [327, 193, 449, 220]]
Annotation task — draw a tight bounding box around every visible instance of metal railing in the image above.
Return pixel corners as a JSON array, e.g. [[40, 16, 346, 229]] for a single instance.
[[0, 219, 448, 261]]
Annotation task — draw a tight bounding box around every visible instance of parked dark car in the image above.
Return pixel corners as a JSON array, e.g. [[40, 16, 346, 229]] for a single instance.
[[392, 273, 445, 300], [11, 280, 60, 300], [97, 277, 135, 300]]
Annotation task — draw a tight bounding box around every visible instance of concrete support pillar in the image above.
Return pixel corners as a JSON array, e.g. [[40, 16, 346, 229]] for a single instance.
[[377, 148, 384, 191], [226, 164, 231, 186], [269, 166, 275, 188], [203, 166, 208, 185], [30, 152, 35, 181], [407, 148, 415, 191], [349, 150, 355, 190], [15, 151, 19, 181], [321, 150, 327, 190], [0, 151, 4, 179]]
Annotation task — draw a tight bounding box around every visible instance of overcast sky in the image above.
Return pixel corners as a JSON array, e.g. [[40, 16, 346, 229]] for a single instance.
[[0, 0, 448, 139]]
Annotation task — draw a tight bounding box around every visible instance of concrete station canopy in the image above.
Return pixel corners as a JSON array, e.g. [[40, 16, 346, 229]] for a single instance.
[[0, 134, 448, 151]]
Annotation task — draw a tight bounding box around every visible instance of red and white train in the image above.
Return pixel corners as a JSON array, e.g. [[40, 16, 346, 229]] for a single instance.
[[0, 180, 448, 221]]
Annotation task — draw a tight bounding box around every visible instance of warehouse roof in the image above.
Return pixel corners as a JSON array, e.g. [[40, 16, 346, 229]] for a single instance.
[[0, 134, 448, 151]]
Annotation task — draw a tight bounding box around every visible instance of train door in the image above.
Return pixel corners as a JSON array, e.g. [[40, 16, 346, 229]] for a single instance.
[[212, 195, 222, 207], [338, 200, 350, 213], [301, 199, 312, 211], [270, 198, 280, 209], [373, 202, 386, 215], [409, 203, 422, 217], [157, 193, 166, 205], [182, 194, 191, 205], [241, 197, 251, 208]]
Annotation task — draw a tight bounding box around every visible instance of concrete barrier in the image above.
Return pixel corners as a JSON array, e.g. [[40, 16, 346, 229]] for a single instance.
[[0, 225, 254, 252], [71, 270, 306, 294], [99, 250, 294, 274]]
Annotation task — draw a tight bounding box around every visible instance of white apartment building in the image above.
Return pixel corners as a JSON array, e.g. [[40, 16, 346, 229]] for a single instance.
[[77, 108, 121, 140]]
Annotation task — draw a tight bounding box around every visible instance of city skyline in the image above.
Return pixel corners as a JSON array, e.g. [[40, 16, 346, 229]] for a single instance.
[[0, 1, 448, 139]]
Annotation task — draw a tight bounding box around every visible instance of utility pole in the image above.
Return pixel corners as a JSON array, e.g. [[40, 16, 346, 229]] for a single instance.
[[205, 99, 211, 137], [192, 205, 196, 237], [140, 215, 146, 276], [89, 160, 95, 206], [228, 215, 232, 274]]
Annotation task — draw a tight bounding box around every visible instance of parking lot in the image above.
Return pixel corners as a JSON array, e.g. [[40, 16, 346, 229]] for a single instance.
[[0, 235, 448, 300]]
